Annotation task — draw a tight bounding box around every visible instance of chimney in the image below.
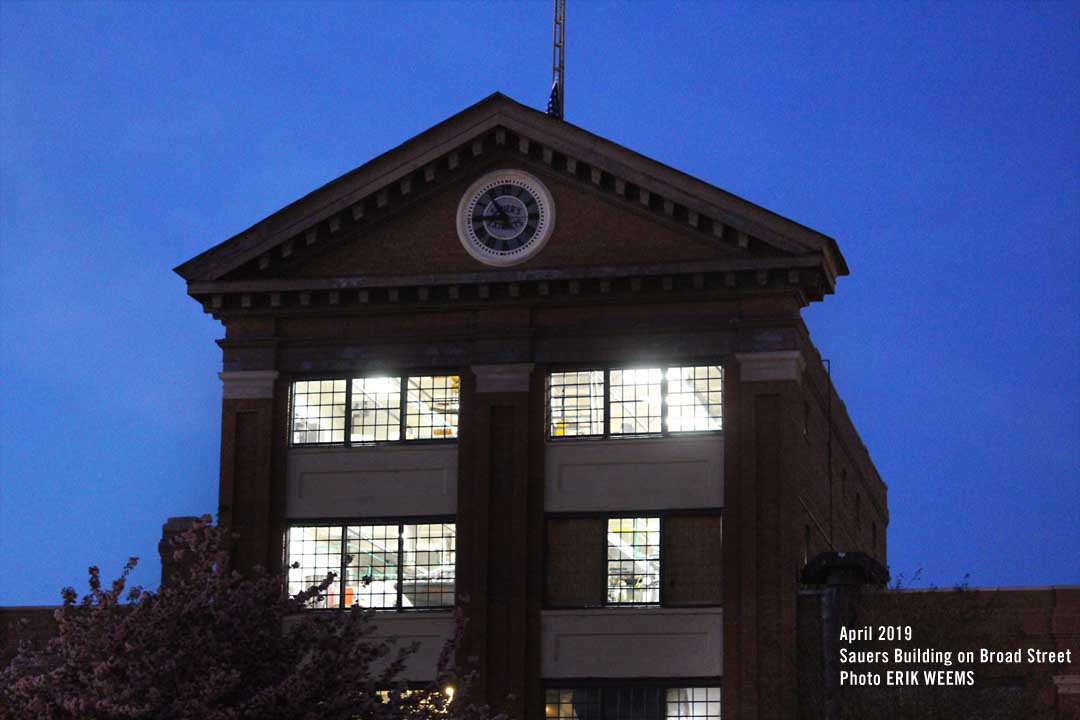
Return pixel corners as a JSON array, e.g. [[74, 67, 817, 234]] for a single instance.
[[159, 516, 200, 588], [801, 552, 890, 720]]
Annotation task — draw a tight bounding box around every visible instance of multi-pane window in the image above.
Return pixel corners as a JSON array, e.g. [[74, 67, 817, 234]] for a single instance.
[[665, 365, 723, 432], [545, 514, 722, 608], [290, 374, 459, 445], [607, 517, 661, 604], [544, 686, 722, 720], [610, 369, 663, 434], [547, 365, 723, 439], [401, 523, 457, 607], [344, 524, 399, 608], [666, 687, 723, 719], [350, 377, 401, 442], [548, 371, 605, 437], [291, 380, 347, 444], [286, 525, 344, 608], [405, 375, 460, 440], [286, 522, 455, 610]]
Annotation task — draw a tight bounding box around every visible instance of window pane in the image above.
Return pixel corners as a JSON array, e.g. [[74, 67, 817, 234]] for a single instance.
[[609, 368, 662, 434], [666, 365, 723, 432], [607, 517, 660, 604], [286, 525, 343, 609], [545, 517, 606, 607], [548, 371, 605, 437], [351, 376, 401, 442], [604, 687, 664, 719], [662, 516, 722, 605], [545, 688, 601, 720], [546, 686, 721, 720], [666, 687, 722, 719], [345, 524, 400, 608], [401, 523, 456, 608], [291, 379, 346, 444], [405, 375, 460, 440]]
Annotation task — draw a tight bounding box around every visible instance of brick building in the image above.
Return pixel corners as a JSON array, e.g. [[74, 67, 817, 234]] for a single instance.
[[172, 92, 890, 719]]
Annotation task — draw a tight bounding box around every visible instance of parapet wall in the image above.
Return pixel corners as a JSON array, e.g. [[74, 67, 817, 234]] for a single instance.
[[0, 606, 59, 666]]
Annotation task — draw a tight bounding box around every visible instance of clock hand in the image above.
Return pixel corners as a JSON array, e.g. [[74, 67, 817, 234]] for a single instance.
[[485, 195, 514, 227]]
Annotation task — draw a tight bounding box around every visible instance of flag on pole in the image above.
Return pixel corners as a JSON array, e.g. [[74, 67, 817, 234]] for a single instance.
[[546, 79, 562, 119]]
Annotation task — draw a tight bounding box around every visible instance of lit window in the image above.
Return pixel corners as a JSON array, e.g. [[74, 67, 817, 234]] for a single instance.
[[545, 514, 721, 608], [350, 376, 401, 442], [666, 687, 722, 719], [610, 368, 663, 434], [290, 374, 459, 446], [546, 365, 723, 439], [665, 365, 723, 432], [285, 525, 344, 608], [607, 517, 660, 604], [287, 522, 455, 610], [544, 687, 721, 720], [548, 370, 605, 437], [406, 375, 460, 440], [344, 524, 399, 608], [401, 523, 457, 607], [545, 688, 600, 720], [376, 688, 449, 713], [291, 380, 347, 444]]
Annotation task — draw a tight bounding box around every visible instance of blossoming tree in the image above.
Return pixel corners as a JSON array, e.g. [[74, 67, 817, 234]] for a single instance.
[[1, 516, 505, 720]]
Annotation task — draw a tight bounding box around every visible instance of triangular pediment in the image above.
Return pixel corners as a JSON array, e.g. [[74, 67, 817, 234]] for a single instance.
[[177, 93, 845, 309], [269, 161, 750, 281]]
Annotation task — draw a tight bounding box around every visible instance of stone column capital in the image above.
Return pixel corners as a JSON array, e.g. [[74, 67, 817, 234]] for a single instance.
[[219, 370, 279, 399], [734, 351, 805, 383], [471, 363, 535, 393]]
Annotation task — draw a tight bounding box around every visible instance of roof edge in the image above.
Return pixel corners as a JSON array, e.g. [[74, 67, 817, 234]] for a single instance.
[[175, 92, 849, 282]]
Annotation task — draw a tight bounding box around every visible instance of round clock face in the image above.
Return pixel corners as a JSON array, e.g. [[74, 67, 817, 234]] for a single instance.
[[456, 169, 555, 266]]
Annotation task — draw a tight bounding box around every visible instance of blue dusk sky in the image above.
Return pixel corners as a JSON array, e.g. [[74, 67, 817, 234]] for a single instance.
[[1, 1, 1077, 604]]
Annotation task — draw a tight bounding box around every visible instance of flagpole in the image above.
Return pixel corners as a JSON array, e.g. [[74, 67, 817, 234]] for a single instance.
[[548, 0, 565, 119]]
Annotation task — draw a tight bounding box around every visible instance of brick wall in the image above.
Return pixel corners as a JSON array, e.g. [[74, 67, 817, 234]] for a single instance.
[[0, 606, 58, 666], [798, 582, 1080, 719]]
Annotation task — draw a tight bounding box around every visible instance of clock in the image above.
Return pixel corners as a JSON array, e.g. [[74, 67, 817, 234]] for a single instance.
[[456, 169, 555, 266]]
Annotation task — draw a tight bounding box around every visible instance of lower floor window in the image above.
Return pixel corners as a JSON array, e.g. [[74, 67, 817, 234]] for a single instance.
[[545, 686, 721, 719], [607, 517, 661, 604], [286, 521, 455, 610], [546, 513, 722, 608]]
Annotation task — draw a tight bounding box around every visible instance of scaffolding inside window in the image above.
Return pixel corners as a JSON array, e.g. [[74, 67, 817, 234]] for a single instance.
[[547, 365, 723, 439], [286, 522, 455, 610], [290, 379, 347, 444], [406, 375, 460, 440], [665, 365, 723, 432], [610, 368, 663, 434], [290, 374, 459, 446], [548, 370, 605, 437], [606, 516, 661, 604], [350, 376, 401, 442]]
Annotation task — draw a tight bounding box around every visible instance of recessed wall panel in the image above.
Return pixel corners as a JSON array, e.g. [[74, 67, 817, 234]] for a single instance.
[[287, 445, 457, 517], [282, 613, 453, 682], [545, 436, 723, 511], [366, 613, 455, 681], [541, 608, 723, 678]]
